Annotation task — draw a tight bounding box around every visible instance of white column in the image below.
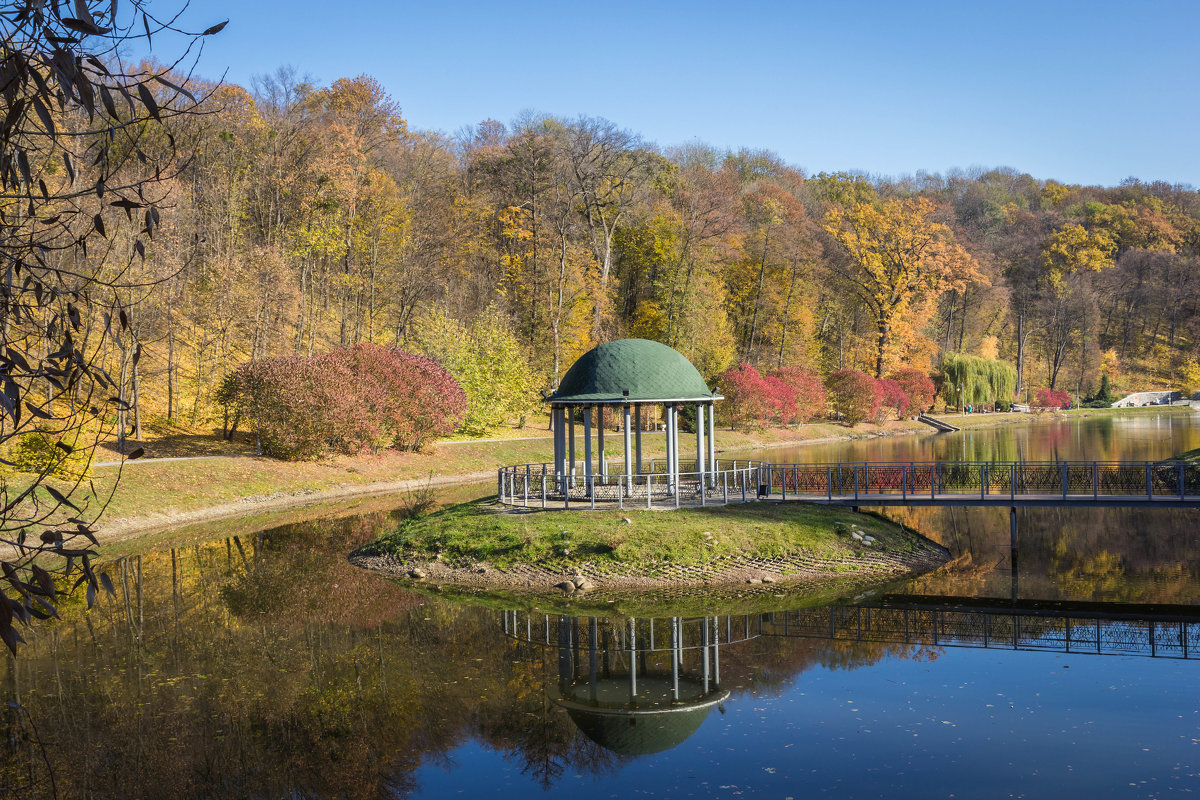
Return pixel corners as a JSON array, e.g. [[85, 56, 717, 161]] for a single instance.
[[707, 401, 716, 483], [664, 405, 673, 493], [598, 406, 607, 479], [634, 405, 643, 474], [696, 403, 706, 486], [623, 404, 633, 492], [552, 405, 561, 482], [568, 408, 576, 487], [671, 405, 681, 503], [669, 404, 678, 494], [555, 406, 568, 493], [583, 404, 593, 492]]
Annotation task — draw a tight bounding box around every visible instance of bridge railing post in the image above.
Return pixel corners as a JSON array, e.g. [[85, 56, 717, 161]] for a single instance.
[[1061, 463, 1068, 500], [1180, 462, 1186, 501], [930, 464, 936, 500], [1146, 462, 1152, 500], [901, 465, 907, 501], [1093, 462, 1099, 500], [826, 466, 832, 501], [1010, 463, 1015, 502], [982, 463, 988, 499]]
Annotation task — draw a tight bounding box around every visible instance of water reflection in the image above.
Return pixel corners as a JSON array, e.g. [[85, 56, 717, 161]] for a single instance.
[[0, 413, 1196, 797], [518, 614, 732, 756]]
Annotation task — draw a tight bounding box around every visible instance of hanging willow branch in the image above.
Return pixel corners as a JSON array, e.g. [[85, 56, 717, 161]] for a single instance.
[[0, 0, 225, 654], [941, 353, 1018, 409]]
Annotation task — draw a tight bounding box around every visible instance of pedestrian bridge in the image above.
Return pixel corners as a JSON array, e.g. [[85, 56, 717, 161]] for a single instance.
[[497, 459, 1200, 510]]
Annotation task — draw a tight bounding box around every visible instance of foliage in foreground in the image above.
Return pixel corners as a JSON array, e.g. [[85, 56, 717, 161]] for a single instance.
[[0, 1, 224, 657], [226, 343, 466, 459]]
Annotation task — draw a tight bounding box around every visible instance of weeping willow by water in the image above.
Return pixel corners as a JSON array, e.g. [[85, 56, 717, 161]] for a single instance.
[[941, 353, 1018, 408]]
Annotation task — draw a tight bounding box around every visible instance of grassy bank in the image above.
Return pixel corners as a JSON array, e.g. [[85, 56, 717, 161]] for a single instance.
[[19, 404, 1190, 541]]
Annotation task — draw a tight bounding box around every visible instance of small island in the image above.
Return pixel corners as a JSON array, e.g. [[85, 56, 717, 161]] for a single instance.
[[353, 340, 950, 605], [351, 500, 949, 599]]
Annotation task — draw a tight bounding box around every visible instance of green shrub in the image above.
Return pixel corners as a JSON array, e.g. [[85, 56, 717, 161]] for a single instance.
[[8, 432, 92, 480]]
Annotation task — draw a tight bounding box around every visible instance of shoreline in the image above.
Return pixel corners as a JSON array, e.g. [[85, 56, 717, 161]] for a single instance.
[[91, 406, 1192, 548]]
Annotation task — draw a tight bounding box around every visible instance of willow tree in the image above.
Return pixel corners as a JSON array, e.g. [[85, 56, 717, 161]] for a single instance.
[[941, 353, 1018, 408], [824, 197, 983, 377]]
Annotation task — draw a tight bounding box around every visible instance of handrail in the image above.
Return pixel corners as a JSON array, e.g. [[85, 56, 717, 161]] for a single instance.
[[496, 458, 1200, 509]]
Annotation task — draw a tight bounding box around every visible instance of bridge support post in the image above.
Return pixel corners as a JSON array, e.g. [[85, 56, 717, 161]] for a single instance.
[[1010, 506, 1019, 603]]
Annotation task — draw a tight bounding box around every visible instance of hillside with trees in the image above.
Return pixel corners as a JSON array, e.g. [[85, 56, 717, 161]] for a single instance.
[[47, 68, 1200, 437]]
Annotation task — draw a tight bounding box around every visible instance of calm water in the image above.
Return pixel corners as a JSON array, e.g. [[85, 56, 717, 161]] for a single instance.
[[3, 412, 1199, 798]]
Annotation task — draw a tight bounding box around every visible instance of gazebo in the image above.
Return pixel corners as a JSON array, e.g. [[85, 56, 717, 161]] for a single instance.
[[545, 339, 722, 503]]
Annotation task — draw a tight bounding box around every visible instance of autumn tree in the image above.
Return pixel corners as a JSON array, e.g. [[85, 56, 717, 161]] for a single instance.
[[823, 197, 984, 378]]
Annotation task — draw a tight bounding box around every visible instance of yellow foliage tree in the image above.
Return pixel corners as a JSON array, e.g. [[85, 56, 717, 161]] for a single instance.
[[824, 198, 984, 377]]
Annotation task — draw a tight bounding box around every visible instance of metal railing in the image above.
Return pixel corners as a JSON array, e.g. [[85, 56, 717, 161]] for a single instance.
[[497, 459, 1200, 509], [758, 460, 1200, 504], [496, 459, 768, 510]]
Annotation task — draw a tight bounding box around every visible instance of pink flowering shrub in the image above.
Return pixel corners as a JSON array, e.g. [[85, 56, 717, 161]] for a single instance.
[[826, 369, 882, 425], [767, 366, 827, 423], [887, 368, 936, 414], [1034, 387, 1071, 409], [230, 344, 466, 460]]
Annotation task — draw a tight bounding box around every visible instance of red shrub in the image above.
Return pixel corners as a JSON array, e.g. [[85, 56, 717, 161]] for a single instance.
[[1034, 387, 1071, 409], [334, 344, 467, 451], [718, 363, 770, 429], [762, 376, 798, 425], [826, 369, 882, 425], [231, 344, 466, 460], [767, 366, 828, 423], [887, 368, 936, 414], [876, 378, 911, 420]]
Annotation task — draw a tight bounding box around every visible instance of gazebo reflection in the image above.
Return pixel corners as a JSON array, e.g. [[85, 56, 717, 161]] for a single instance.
[[501, 611, 760, 755]]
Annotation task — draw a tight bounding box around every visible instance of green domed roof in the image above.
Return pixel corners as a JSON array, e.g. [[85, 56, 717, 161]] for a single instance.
[[548, 339, 720, 404]]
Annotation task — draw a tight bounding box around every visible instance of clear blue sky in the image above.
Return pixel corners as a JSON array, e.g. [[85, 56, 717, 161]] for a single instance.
[[170, 0, 1199, 187]]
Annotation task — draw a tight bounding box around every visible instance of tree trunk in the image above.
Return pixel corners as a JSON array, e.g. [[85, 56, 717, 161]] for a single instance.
[[874, 318, 890, 379]]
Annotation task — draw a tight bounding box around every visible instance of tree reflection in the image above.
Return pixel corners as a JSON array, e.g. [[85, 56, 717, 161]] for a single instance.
[[0, 496, 1195, 797]]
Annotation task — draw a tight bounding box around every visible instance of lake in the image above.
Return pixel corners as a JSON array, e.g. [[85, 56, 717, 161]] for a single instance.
[[3, 412, 1198, 798]]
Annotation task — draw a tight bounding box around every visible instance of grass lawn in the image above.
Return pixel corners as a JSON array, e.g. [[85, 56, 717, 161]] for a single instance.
[[359, 501, 920, 577]]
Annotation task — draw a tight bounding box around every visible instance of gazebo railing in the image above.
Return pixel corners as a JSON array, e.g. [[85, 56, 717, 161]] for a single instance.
[[497, 459, 769, 510]]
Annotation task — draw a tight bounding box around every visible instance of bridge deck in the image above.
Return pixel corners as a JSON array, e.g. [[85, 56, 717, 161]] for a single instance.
[[778, 493, 1200, 508]]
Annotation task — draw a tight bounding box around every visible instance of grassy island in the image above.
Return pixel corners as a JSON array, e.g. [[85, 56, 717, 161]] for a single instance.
[[351, 501, 950, 607]]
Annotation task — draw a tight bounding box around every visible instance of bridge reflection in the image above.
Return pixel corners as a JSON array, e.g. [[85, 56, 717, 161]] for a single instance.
[[501, 597, 1198, 757], [767, 597, 1200, 659]]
